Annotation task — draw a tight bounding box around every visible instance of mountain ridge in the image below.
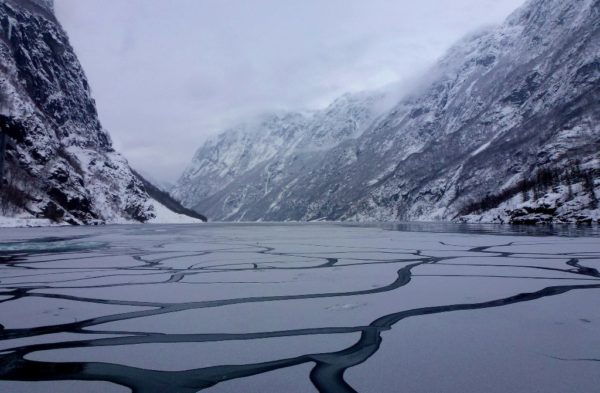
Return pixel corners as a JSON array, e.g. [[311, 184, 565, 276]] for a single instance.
[[174, 0, 599, 224]]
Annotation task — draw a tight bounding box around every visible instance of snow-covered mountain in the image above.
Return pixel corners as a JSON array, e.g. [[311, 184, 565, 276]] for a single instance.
[[0, 0, 184, 224], [172, 90, 391, 220], [133, 170, 206, 222], [175, 0, 599, 224]]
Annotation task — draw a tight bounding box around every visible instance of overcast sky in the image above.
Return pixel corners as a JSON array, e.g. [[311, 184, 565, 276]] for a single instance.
[[54, 0, 525, 183]]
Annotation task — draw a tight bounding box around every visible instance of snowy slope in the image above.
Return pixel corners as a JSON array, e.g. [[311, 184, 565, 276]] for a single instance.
[[133, 170, 206, 222], [0, 214, 58, 228], [172, 90, 391, 220], [0, 0, 155, 224], [148, 200, 204, 224], [0, 200, 203, 227], [175, 0, 599, 224]]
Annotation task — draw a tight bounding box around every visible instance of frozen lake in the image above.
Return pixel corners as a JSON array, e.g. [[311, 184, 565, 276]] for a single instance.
[[0, 223, 599, 393]]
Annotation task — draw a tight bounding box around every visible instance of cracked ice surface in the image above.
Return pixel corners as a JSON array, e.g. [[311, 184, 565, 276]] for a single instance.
[[0, 223, 599, 392]]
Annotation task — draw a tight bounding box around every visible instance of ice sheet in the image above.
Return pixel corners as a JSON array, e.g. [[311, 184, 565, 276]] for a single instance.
[[0, 223, 598, 392]]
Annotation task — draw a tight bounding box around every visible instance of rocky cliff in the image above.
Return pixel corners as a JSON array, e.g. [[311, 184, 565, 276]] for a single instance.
[[175, 0, 599, 224], [0, 0, 154, 224]]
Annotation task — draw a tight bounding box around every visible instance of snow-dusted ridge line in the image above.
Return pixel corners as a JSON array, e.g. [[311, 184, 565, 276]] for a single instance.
[[174, 0, 600, 224], [30, 0, 54, 11]]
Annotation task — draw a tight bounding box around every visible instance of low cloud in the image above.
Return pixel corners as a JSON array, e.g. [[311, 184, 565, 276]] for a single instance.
[[55, 0, 525, 182]]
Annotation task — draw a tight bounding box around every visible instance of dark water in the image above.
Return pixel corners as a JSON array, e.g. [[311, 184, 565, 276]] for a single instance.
[[0, 223, 598, 392], [351, 221, 600, 237]]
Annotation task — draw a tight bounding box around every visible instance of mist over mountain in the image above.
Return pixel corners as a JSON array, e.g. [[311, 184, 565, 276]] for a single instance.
[[1, 0, 596, 226], [174, 0, 599, 224], [172, 90, 392, 219]]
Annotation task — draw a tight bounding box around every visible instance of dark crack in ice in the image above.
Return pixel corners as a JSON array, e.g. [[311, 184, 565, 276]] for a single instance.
[[0, 223, 599, 393]]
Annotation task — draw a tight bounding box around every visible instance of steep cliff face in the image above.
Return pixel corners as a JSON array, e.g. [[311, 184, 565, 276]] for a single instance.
[[175, 0, 599, 223], [345, 0, 600, 223], [0, 0, 154, 224], [172, 91, 389, 220]]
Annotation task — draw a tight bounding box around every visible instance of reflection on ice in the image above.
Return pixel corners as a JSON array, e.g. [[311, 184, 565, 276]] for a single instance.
[[0, 237, 106, 255]]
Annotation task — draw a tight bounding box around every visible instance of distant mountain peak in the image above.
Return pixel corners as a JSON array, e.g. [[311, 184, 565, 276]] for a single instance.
[[173, 0, 599, 224]]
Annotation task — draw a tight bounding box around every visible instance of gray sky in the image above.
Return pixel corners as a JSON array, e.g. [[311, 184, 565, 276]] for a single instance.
[[54, 0, 526, 183]]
